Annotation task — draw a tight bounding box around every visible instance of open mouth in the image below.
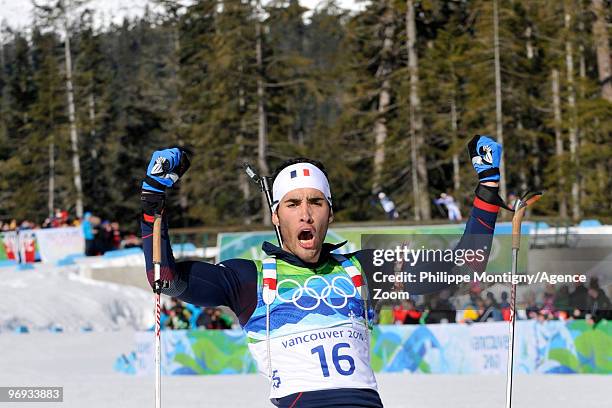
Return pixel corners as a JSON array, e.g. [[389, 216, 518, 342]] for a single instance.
[[297, 229, 315, 249]]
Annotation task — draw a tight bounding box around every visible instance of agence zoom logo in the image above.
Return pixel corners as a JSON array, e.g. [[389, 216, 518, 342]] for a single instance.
[[276, 276, 358, 311]]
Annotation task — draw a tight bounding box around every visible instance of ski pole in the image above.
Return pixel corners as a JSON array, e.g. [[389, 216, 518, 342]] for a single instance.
[[243, 163, 283, 248], [505, 191, 542, 408], [152, 214, 163, 408]]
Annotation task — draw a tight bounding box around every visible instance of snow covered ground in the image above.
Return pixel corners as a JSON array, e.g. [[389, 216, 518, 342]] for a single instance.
[[0, 263, 608, 407], [0, 267, 152, 333], [0, 331, 608, 408]]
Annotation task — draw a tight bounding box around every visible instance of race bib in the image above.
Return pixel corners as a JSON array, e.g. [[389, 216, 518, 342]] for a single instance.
[[248, 324, 377, 399]]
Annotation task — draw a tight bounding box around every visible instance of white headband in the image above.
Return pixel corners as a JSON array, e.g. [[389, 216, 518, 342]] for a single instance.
[[271, 163, 332, 212]]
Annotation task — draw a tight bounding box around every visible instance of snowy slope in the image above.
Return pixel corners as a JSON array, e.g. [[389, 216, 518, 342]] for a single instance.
[[0, 267, 153, 333]]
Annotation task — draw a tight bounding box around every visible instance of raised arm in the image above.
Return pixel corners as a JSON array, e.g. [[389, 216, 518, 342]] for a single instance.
[[140, 148, 257, 325], [356, 135, 508, 295]]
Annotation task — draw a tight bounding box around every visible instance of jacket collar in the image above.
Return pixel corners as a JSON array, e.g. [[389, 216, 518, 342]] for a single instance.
[[261, 240, 348, 269]]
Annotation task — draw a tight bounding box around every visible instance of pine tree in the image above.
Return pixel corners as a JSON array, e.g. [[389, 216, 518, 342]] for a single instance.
[[177, 0, 240, 224], [73, 11, 112, 215], [418, 1, 472, 206], [0, 0, 609, 226], [338, 0, 405, 221], [33, 0, 92, 218], [30, 29, 69, 220], [0, 33, 38, 220]]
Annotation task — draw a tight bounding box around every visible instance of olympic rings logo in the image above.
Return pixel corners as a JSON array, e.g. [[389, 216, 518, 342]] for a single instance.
[[276, 275, 357, 311]]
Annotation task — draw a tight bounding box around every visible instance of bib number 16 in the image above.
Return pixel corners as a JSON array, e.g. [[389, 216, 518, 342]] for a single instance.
[[311, 343, 355, 377]]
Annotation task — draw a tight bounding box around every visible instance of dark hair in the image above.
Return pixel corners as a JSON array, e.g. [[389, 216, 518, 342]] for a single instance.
[[271, 157, 329, 183]]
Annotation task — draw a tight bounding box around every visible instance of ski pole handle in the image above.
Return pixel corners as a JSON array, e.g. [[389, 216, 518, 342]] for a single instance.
[[511, 193, 542, 249], [152, 214, 162, 408], [243, 163, 283, 248], [511, 206, 527, 250], [153, 215, 162, 267], [261, 176, 283, 248]]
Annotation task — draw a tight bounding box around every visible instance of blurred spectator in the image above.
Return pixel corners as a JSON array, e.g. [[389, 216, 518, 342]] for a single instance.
[[196, 307, 233, 330], [214, 309, 233, 329], [485, 292, 498, 308], [164, 298, 191, 330], [82, 212, 96, 256], [462, 306, 479, 322], [424, 290, 456, 323], [50, 209, 70, 228], [570, 281, 589, 312], [195, 308, 213, 328], [434, 193, 462, 222], [401, 300, 422, 324], [377, 192, 399, 220], [93, 220, 114, 254], [478, 293, 502, 322], [19, 220, 36, 230], [111, 222, 122, 250], [165, 308, 190, 330], [392, 300, 410, 324], [525, 291, 540, 319], [499, 291, 511, 320], [540, 292, 556, 318], [586, 278, 611, 323], [499, 292, 510, 309], [554, 286, 571, 315], [459, 292, 481, 322]]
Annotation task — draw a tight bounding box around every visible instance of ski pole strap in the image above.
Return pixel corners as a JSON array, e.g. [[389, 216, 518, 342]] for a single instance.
[[144, 176, 169, 192], [475, 183, 513, 211], [477, 168, 500, 181]]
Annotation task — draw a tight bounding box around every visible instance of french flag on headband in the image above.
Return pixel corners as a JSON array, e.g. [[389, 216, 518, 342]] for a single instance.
[[290, 168, 310, 178], [271, 162, 332, 212]]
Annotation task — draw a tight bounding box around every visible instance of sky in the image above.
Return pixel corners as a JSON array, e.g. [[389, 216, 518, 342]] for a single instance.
[[0, 0, 364, 31], [1, 0, 162, 30]]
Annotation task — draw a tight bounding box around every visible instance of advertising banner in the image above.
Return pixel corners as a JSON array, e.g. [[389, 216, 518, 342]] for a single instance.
[[0, 231, 18, 262], [18, 230, 38, 263], [33, 227, 84, 264], [116, 320, 610, 376]]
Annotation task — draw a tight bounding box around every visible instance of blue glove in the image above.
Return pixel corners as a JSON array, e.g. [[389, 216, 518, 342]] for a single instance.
[[142, 148, 191, 193], [467, 135, 502, 182]]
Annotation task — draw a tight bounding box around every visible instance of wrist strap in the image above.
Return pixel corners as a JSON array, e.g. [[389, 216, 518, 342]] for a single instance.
[[141, 192, 166, 219], [144, 176, 168, 192], [478, 168, 500, 180], [475, 184, 513, 211]]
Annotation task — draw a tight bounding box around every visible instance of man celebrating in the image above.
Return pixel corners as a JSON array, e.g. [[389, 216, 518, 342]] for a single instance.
[[434, 193, 462, 222], [141, 135, 506, 407]]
